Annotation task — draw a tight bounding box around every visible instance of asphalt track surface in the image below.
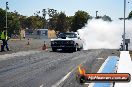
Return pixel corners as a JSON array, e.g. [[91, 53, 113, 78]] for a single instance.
[[0, 49, 119, 87]]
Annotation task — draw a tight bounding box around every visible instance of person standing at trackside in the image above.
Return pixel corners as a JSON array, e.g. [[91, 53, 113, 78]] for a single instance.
[[0, 30, 9, 52], [120, 43, 123, 51]]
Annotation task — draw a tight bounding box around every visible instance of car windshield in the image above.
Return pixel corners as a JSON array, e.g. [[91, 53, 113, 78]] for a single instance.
[[58, 33, 77, 38]]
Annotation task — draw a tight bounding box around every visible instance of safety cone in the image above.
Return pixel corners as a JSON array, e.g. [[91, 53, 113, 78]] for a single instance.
[[27, 39, 30, 45], [42, 41, 47, 50]]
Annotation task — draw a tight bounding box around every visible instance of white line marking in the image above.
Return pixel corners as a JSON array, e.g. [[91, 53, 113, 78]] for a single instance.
[[97, 57, 110, 73], [88, 57, 110, 87], [52, 55, 90, 87], [97, 57, 104, 60], [51, 71, 72, 87], [40, 84, 43, 87], [52, 50, 102, 87]]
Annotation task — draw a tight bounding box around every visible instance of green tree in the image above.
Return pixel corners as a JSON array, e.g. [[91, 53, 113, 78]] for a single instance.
[[0, 8, 6, 31], [66, 16, 74, 32], [8, 11, 20, 35], [48, 15, 58, 30], [19, 16, 27, 29], [25, 16, 44, 29], [48, 9, 58, 18], [102, 15, 112, 21], [0, 8, 20, 36], [71, 10, 90, 32], [47, 9, 58, 30], [56, 12, 67, 32], [128, 11, 132, 19], [42, 9, 47, 28], [42, 9, 47, 19]]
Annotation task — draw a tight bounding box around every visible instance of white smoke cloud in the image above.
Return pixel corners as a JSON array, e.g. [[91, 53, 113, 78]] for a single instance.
[[78, 19, 132, 50]]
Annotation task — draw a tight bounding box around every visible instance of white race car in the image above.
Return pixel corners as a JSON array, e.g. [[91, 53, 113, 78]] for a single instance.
[[51, 32, 83, 52]]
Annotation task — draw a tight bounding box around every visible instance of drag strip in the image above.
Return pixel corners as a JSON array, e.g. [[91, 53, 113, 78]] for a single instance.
[[0, 49, 119, 87]]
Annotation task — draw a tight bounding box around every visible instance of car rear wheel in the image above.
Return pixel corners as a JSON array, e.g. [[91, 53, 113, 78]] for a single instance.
[[77, 48, 81, 51], [73, 46, 77, 52], [77, 45, 83, 51]]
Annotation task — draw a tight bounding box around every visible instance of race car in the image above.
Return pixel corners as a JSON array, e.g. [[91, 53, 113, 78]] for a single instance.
[[51, 32, 83, 52]]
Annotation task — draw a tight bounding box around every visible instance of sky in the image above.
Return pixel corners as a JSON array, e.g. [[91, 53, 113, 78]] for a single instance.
[[0, 0, 132, 20]]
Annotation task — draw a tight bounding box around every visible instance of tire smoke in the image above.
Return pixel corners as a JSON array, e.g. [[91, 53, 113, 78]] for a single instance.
[[78, 19, 132, 50]]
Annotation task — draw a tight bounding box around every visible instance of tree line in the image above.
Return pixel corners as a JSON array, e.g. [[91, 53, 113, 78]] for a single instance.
[[1, 8, 132, 36], [0, 8, 91, 36]]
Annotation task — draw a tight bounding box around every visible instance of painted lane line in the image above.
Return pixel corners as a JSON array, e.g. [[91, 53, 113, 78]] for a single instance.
[[39, 84, 43, 87], [97, 57, 110, 73], [51, 56, 89, 87], [52, 71, 72, 87], [52, 50, 103, 87], [51, 64, 78, 87], [88, 57, 110, 87], [88, 56, 119, 87], [97, 58, 104, 60]]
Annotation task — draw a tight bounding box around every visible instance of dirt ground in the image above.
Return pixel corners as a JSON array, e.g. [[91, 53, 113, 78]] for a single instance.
[[0, 39, 50, 55]]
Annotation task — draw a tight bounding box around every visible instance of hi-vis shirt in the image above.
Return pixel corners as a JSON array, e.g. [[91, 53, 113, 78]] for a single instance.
[[0, 31, 8, 40]]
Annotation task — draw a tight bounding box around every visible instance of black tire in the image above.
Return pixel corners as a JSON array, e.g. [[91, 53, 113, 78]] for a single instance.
[[78, 45, 83, 51], [73, 46, 77, 52], [52, 48, 57, 52], [77, 48, 81, 51], [76, 44, 80, 51]]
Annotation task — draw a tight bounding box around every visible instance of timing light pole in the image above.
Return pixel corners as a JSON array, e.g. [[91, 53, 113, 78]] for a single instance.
[[123, 0, 126, 51], [5, 2, 9, 31]]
